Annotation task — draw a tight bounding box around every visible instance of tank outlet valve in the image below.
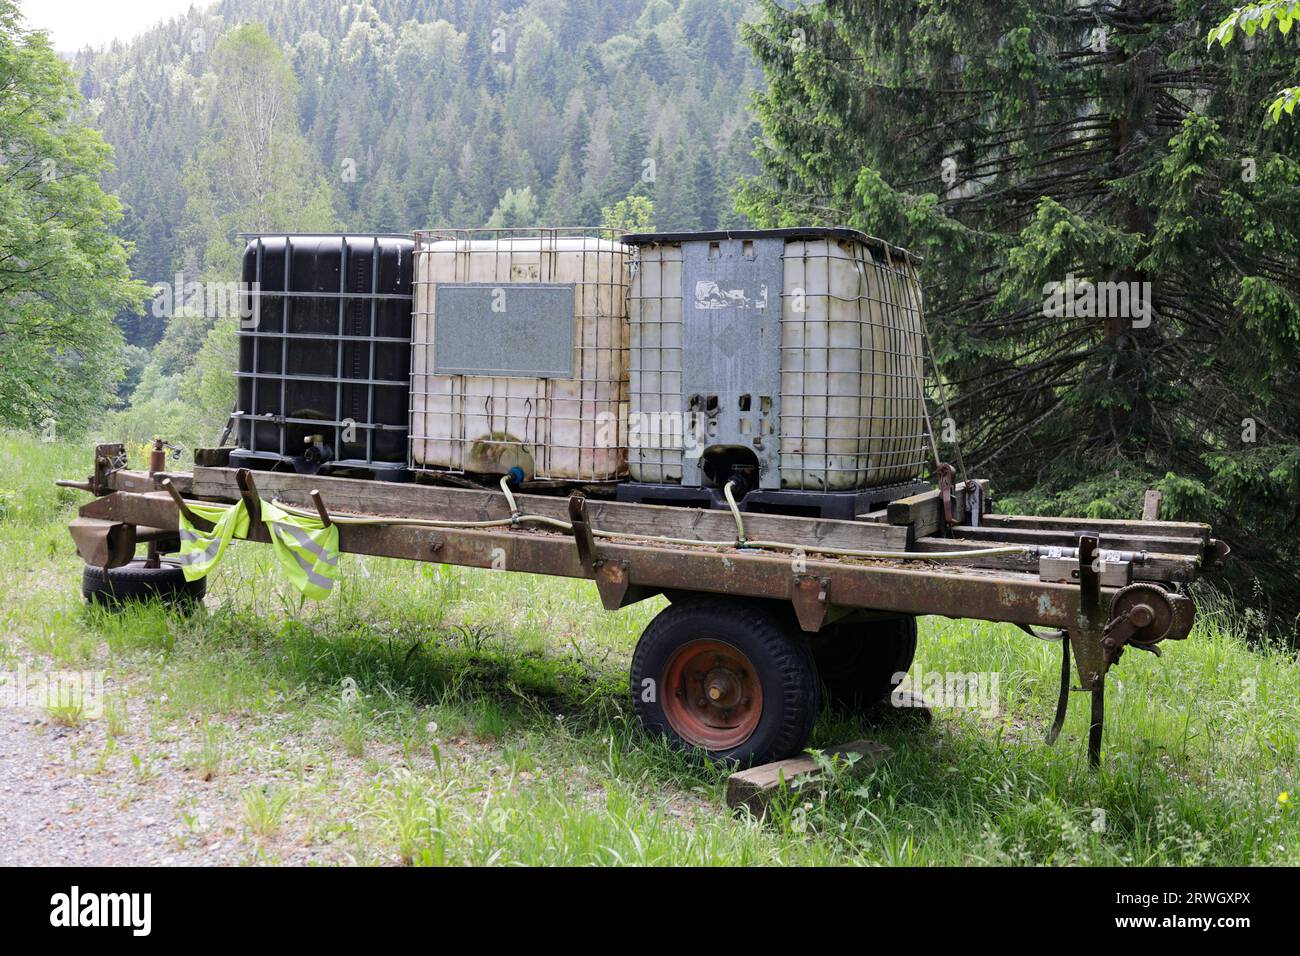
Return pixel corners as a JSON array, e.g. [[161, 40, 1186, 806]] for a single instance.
[[303, 439, 334, 466]]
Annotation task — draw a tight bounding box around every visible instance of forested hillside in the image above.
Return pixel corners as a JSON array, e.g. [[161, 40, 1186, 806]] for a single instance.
[[75, 0, 760, 349]]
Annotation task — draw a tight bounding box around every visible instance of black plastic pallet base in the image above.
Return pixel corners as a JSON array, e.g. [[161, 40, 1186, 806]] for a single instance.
[[228, 449, 409, 483], [615, 479, 930, 521]]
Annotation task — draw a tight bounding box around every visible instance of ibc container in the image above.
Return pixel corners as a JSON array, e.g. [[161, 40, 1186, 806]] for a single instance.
[[409, 229, 631, 482], [233, 234, 414, 477], [625, 228, 927, 493]]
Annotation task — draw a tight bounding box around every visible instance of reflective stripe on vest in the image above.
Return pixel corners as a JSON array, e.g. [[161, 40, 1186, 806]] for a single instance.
[[176, 500, 250, 582], [259, 500, 341, 600]]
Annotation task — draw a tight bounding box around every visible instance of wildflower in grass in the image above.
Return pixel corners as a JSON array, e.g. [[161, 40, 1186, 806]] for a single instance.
[[1279, 792, 1290, 806]]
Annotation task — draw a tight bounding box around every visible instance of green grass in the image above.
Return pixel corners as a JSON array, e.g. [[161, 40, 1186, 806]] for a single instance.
[[1, 429, 1297, 865]]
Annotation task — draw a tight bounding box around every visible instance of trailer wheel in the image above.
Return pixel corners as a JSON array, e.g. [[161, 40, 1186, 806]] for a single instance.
[[809, 616, 917, 713], [631, 597, 820, 766], [81, 558, 206, 610]]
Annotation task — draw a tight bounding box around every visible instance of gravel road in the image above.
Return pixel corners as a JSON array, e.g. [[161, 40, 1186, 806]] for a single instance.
[[0, 708, 240, 866]]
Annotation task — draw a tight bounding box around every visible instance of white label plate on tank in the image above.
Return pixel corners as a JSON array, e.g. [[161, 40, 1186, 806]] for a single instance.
[[433, 282, 576, 378]]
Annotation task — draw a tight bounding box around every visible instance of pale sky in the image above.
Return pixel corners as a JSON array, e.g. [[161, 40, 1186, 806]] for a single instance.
[[19, 0, 213, 53]]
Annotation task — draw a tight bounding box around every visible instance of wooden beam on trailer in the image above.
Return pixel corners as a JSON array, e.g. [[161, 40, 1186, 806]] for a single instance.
[[194, 447, 234, 468], [979, 512, 1207, 542], [189, 466, 913, 552], [886, 480, 988, 537], [108, 469, 192, 496], [82, 488, 1196, 635], [100, 468, 1208, 585]]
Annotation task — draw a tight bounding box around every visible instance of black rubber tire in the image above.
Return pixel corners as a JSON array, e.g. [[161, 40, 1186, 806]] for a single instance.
[[81, 557, 206, 610], [631, 596, 821, 766], [809, 616, 917, 713]]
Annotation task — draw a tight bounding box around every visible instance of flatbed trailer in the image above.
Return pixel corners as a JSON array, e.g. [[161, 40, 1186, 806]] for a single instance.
[[63, 443, 1229, 768]]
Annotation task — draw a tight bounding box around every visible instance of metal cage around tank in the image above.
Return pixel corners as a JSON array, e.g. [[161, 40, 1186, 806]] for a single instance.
[[408, 227, 632, 484], [233, 234, 415, 478], [622, 228, 931, 495]]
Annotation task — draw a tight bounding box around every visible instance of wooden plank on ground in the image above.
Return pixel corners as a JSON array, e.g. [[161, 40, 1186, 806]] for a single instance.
[[725, 739, 892, 816], [189, 467, 913, 551]]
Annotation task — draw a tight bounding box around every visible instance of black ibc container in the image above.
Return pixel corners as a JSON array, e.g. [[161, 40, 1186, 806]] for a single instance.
[[233, 235, 413, 478]]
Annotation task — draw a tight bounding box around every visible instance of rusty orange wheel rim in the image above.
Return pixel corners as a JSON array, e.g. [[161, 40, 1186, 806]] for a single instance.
[[661, 639, 763, 750]]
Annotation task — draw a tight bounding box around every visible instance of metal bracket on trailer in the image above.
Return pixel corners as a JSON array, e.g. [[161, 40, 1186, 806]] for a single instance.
[[68, 516, 136, 569], [936, 462, 958, 534], [569, 491, 598, 573], [1066, 532, 1109, 766], [235, 468, 262, 534], [567, 492, 654, 611], [67, 511, 180, 571], [966, 480, 982, 529], [92, 443, 127, 495], [791, 575, 831, 632]]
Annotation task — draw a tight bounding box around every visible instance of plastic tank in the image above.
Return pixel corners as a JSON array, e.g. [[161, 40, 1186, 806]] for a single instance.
[[625, 228, 927, 492], [234, 234, 414, 476], [409, 229, 631, 482]]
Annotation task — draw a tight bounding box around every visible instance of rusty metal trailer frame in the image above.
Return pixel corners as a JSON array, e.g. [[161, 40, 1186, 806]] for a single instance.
[[63, 443, 1228, 767]]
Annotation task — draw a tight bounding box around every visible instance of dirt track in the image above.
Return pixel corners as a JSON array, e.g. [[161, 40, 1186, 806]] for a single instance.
[[0, 708, 237, 866]]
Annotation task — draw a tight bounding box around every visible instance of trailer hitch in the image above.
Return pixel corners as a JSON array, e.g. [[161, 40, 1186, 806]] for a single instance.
[[56, 442, 127, 496], [1047, 532, 1191, 766]]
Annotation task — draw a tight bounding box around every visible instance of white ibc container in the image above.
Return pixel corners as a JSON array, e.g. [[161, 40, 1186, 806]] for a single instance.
[[627, 229, 927, 491], [410, 230, 631, 481]]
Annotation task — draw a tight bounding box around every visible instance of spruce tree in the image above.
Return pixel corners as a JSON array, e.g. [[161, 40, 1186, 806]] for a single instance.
[[742, 0, 1300, 623], [616, 124, 651, 203], [631, 33, 671, 84], [690, 150, 719, 230]]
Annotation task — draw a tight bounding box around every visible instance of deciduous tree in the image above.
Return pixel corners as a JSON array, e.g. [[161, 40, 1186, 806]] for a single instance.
[[0, 1, 145, 432]]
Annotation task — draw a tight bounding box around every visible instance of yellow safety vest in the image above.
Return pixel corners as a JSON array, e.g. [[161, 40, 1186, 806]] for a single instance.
[[259, 500, 341, 600], [177, 501, 250, 582]]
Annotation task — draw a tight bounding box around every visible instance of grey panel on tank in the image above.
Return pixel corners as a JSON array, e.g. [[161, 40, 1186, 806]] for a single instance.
[[432, 282, 576, 378], [680, 237, 785, 489]]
